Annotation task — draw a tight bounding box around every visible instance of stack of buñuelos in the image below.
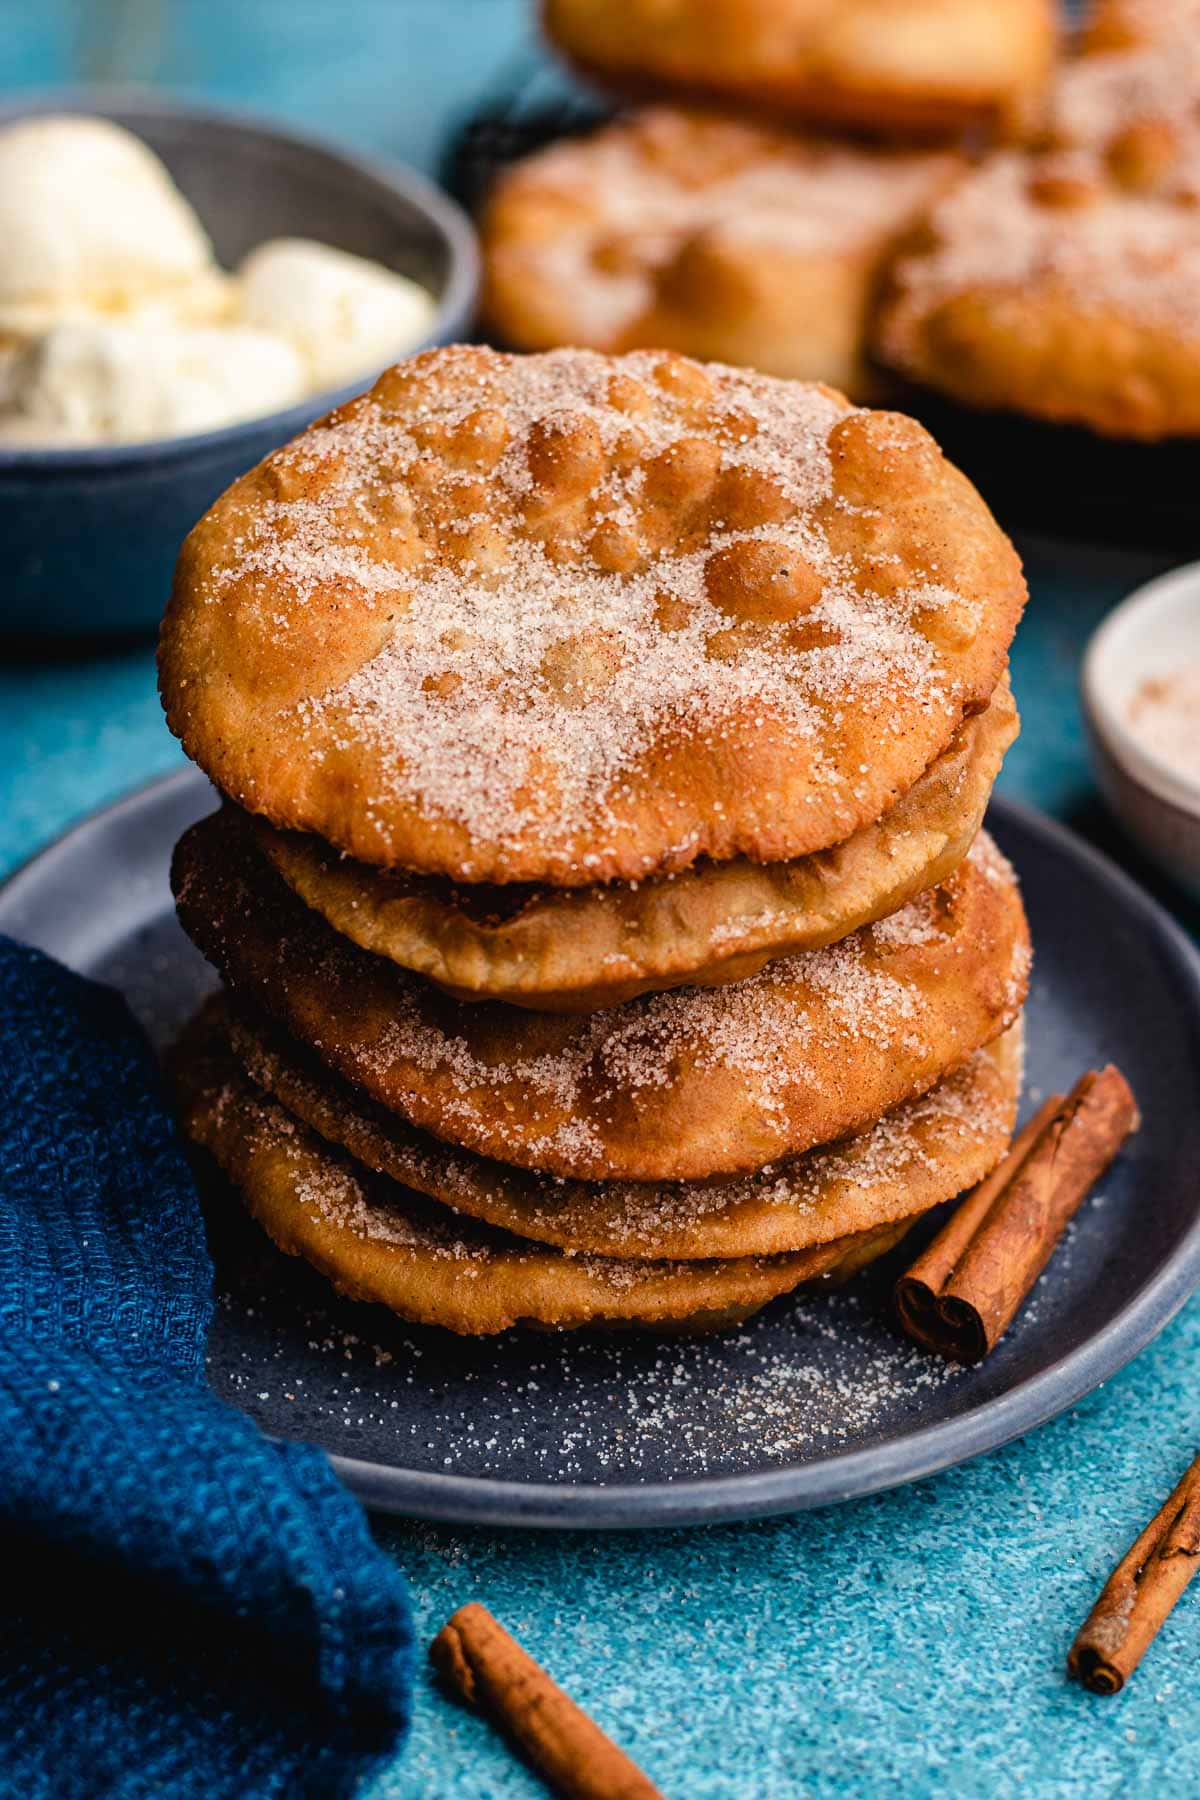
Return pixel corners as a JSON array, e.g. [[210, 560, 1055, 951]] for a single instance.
[[160, 343, 1031, 1336]]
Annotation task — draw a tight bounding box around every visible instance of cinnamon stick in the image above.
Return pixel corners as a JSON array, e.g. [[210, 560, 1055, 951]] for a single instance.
[[1069, 1454, 1200, 1694], [895, 1065, 1138, 1363], [430, 1602, 663, 1800]]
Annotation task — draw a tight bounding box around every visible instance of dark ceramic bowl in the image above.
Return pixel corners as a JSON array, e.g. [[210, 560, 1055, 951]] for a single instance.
[[0, 90, 479, 638]]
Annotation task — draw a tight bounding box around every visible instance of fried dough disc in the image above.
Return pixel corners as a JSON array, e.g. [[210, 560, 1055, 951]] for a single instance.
[[541, 0, 1056, 140], [159, 344, 1025, 886], [482, 108, 963, 396], [1080, 0, 1200, 53], [227, 999, 1023, 1260], [256, 671, 1016, 1013], [171, 812, 1030, 1182], [875, 41, 1200, 439], [176, 1021, 910, 1336]]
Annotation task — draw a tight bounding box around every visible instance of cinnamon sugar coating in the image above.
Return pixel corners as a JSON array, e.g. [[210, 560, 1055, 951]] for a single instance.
[[176, 1017, 915, 1336], [256, 672, 1016, 1012], [542, 0, 1056, 139], [159, 346, 1025, 885], [1080, 0, 1200, 52], [875, 36, 1200, 438], [482, 108, 963, 396], [226, 998, 1022, 1261], [171, 811, 1030, 1183]]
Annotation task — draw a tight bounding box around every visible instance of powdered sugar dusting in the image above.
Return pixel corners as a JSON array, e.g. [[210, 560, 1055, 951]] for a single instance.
[[261, 1089, 484, 1258], [211, 1273, 968, 1477], [881, 38, 1200, 353], [356, 877, 951, 1158], [232, 1077, 805, 1300], [1052, 35, 1200, 171], [492, 108, 960, 345], [232, 1002, 1020, 1257], [870, 884, 943, 948], [200, 346, 966, 873], [525, 1031, 1018, 1252], [183, 811, 1025, 1176], [1086, 0, 1200, 48]]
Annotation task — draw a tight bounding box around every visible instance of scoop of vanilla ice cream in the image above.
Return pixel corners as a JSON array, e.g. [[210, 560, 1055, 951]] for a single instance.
[[0, 320, 308, 445], [0, 116, 224, 340], [236, 238, 437, 387]]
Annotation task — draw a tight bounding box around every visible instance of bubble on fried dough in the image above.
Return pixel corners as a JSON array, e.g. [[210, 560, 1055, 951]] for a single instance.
[[165, 344, 1023, 883]]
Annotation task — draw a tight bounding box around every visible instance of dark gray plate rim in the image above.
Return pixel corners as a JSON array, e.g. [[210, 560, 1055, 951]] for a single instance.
[[3, 771, 1200, 1529]]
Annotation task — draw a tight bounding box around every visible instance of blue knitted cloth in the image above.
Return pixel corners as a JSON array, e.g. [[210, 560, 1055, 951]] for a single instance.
[[0, 938, 415, 1798]]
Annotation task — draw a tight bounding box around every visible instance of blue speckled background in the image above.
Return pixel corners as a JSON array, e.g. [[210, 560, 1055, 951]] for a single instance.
[[3, 5, 1200, 1794]]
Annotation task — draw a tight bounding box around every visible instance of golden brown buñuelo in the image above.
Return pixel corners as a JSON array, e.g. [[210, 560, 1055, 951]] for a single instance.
[[540, 0, 1057, 139], [176, 1003, 1022, 1335], [226, 997, 1024, 1261], [158, 346, 1026, 885], [255, 671, 1016, 1012], [171, 812, 1030, 1185]]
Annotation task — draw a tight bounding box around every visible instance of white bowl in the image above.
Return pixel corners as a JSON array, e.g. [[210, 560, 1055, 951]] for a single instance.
[[1082, 560, 1200, 897]]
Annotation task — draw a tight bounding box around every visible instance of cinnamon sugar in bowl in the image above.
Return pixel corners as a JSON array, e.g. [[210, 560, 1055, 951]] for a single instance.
[[1083, 559, 1200, 895]]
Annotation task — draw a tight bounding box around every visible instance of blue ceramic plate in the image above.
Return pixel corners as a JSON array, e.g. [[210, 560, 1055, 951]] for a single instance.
[[3, 771, 1200, 1528]]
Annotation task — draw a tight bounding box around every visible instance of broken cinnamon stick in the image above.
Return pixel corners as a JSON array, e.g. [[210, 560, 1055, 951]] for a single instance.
[[430, 1602, 663, 1800], [895, 1065, 1138, 1363], [1069, 1453, 1200, 1694]]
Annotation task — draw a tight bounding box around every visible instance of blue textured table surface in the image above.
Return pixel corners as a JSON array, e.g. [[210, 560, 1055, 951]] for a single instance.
[[4, 6, 1200, 1796]]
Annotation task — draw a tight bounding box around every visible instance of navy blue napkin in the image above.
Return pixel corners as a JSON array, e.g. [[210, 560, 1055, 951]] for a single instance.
[[0, 938, 415, 1799]]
